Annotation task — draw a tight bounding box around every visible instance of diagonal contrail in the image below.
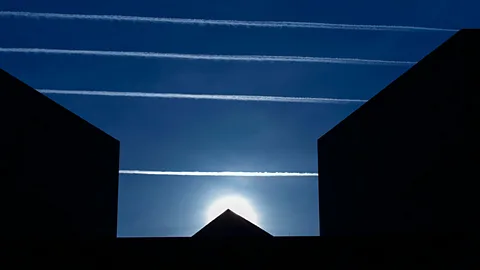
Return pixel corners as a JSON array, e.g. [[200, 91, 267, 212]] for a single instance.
[[37, 89, 368, 104], [0, 47, 416, 66], [120, 170, 318, 177], [0, 11, 457, 32]]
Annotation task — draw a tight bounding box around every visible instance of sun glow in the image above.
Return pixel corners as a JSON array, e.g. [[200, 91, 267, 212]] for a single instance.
[[206, 195, 259, 225]]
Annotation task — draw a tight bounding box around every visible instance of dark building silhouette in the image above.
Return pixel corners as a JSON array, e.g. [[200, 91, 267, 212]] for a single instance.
[[317, 29, 479, 236], [3, 29, 477, 266], [193, 209, 272, 237], [0, 69, 120, 239]]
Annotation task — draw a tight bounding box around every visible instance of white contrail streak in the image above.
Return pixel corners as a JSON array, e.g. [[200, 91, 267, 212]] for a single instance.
[[37, 89, 368, 104], [0, 11, 457, 32], [0, 47, 415, 66], [119, 170, 318, 177]]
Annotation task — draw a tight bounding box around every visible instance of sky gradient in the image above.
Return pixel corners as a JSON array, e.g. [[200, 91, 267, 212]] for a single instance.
[[1, 0, 478, 237]]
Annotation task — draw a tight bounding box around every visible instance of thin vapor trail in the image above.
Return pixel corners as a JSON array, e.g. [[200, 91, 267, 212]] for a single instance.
[[120, 170, 318, 177], [38, 89, 368, 104], [0, 11, 457, 32], [0, 47, 416, 66]]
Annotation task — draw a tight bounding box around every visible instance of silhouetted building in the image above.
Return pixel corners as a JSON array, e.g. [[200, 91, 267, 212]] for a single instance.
[[3, 30, 477, 267], [193, 209, 272, 237], [0, 69, 120, 239], [317, 29, 479, 236]]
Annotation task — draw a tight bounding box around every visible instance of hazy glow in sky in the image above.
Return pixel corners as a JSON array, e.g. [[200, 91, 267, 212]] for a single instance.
[[206, 195, 259, 226]]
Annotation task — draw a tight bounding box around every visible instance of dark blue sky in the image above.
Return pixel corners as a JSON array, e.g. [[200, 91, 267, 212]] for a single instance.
[[1, 0, 477, 237]]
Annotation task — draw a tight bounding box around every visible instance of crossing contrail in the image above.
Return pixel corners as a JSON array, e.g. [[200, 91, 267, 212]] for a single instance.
[[119, 170, 318, 177], [0, 47, 416, 66], [0, 11, 457, 32], [37, 89, 368, 104]]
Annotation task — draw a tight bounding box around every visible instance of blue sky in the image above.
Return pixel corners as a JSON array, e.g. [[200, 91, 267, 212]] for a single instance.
[[1, 0, 477, 237]]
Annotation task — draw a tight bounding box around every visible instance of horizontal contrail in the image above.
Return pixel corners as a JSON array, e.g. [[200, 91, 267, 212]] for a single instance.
[[0, 11, 457, 32], [37, 89, 368, 104], [0, 47, 416, 66], [120, 170, 318, 177]]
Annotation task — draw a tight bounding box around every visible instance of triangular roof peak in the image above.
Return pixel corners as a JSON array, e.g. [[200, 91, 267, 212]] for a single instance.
[[193, 209, 272, 238]]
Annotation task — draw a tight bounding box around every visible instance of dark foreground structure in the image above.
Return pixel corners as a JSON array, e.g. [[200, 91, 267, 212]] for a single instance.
[[2, 29, 478, 267], [193, 209, 273, 237], [317, 29, 479, 236], [0, 69, 120, 239]]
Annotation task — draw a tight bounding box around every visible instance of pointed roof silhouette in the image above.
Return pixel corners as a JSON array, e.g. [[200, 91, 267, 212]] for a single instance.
[[193, 209, 272, 237]]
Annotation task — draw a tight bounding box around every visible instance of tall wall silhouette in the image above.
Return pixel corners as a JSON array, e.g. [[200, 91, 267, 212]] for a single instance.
[[0, 69, 120, 239], [317, 29, 479, 235]]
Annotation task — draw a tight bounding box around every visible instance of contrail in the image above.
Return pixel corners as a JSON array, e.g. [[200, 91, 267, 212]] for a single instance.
[[0, 47, 416, 66], [0, 11, 457, 32], [37, 89, 368, 104], [120, 170, 318, 177]]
